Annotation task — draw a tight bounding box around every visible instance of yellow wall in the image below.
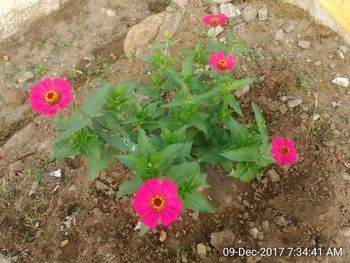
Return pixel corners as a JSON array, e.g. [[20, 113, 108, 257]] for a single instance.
[[319, 0, 350, 35]]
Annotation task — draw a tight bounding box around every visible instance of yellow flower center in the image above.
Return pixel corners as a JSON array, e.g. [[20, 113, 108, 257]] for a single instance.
[[280, 146, 290, 156], [150, 195, 166, 212], [210, 17, 219, 24], [217, 59, 228, 69], [44, 90, 60, 105]]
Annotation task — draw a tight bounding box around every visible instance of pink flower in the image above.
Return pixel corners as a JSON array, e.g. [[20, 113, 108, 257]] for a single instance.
[[270, 137, 298, 165], [209, 52, 236, 72], [133, 178, 182, 229], [29, 78, 73, 117], [202, 14, 228, 26]]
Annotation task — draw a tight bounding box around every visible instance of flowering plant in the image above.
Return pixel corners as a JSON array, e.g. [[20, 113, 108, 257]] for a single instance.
[[30, 14, 297, 230]]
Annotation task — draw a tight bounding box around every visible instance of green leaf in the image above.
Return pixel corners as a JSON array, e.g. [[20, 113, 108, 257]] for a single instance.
[[56, 112, 90, 142], [116, 175, 143, 199], [81, 80, 111, 117], [225, 96, 243, 116], [225, 117, 248, 146], [252, 102, 268, 143], [116, 154, 148, 172], [182, 56, 194, 77], [166, 162, 200, 187], [100, 133, 131, 152], [137, 130, 156, 157], [51, 138, 79, 158], [140, 223, 149, 236], [150, 143, 183, 173], [183, 191, 214, 213], [80, 136, 102, 160], [206, 38, 228, 53], [220, 146, 260, 161], [188, 114, 208, 135], [87, 147, 114, 180], [220, 78, 255, 92]]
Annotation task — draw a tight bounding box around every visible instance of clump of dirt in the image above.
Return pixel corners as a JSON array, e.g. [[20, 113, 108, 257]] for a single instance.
[[1, 0, 350, 263]]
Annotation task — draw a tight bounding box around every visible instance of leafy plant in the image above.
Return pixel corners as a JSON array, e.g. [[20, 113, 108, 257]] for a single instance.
[[34, 64, 49, 76], [51, 32, 274, 222]]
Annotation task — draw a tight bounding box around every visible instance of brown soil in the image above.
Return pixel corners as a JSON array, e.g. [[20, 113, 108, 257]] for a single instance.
[[1, 0, 350, 263]]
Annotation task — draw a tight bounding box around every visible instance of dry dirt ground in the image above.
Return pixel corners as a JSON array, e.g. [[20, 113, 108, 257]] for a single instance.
[[1, 0, 350, 262]]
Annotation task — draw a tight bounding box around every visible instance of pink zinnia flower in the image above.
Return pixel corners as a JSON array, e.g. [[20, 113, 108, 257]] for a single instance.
[[270, 137, 298, 165], [202, 14, 228, 26], [133, 178, 182, 229], [29, 78, 73, 117], [209, 52, 236, 72]]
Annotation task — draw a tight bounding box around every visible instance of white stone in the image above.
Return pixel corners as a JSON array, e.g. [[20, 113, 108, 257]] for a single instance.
[[197, 243, 207, 257], [124, 12, 168, 58], [0, 0, 70, 41], [274, 29, 284, 41], [208, 25, 224, 37], [220, 3, 237, 18], [101, 8, 116, 17], [312, 114, 320, 121], [332, 77, 349, 87], [267, 169, 280, 182], [337, 49, 345, 59], [298, 40, 311, 49], [258, 7, 268, 21], [242, 5, 257, 22], [339, 46, 348, 53], [17, 71, 34, 83], [249, 228, 259, 239], [287, 99, 302, 108], [234, 85, 250, 98], [172, 0, 187, 8]]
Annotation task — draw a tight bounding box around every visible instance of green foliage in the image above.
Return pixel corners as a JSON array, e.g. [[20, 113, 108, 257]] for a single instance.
[[52, 32, 274, 218], [34, 64, 49, 76]]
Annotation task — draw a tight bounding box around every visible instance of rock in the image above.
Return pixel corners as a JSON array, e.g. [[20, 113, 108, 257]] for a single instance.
[[258, 7, 268, 21], [61, 239, 69, 247], [314, 60, 322, 66], [339, 46, 348, 53], [197, 243, 207, 257], [283, 20, 297, 33], [172, 0, 187, 8], [287, 99, 302, 108], [181, 254, 188, 263], [160, 230, 167, 242], [17, 71, 34, 83], [101, 8, 116, 17], [208, 25, 224, 37], [219, 3, 237, 18], [298, 40, 311, 49], [84, 54, 96, 62], [275, 216, 287, 226], [331, 101, 340, 108], [234, 85, 250, 98], [9, 160, 24, 172], [95, 181, 109, 192], [312, 114, 320, 121], [29, 181, 39, 196], [342, 172, 350, 180], [249, 228, 260, 239], [156, 11, 182, 42], [279, 96, 287, 102], [274, 29, 284, 41], [212, 0, 231, 3], [3, 88, 27, 106], [191, 211, 199, 220], [267, 169, 280, 182], [242, 5, 257, 22], [336, 49, 345, 60], [124, 12, 168, 58], [0, 255, 11, 263], [209, 4, 220, 14], [278, 104, 288, 114], [210, 230, 235, 251], [261, 220, 269, 231], [332, 77, 349, 87]]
